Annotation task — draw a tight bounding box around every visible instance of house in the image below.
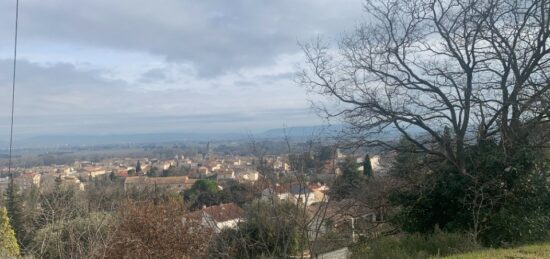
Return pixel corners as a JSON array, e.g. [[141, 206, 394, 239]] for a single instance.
[[124, 176, 191, 192], [15, 172, 41, 189], [198, 166, 210, 176], [81, 167, 107, 178], [356, 155, 381, 174], [209, 163, 222, 172], [289, 183, 317, 206], [308, 182, 330, 203], [273, 160, 290, 171], [261, 184, 292, 201], [185, 203, 244, 232], [74, 161, 93, 168], [237, 170, 260, 183], [308, 199, 379, 238], [60, 175, 85, 191], [217, 170, 236, 181], [316, 247, 351, 259], [262, 182, 325, 206], [63, 167, 76, 175], [162, 160, 176, 170], [116, 169, 129, 178]]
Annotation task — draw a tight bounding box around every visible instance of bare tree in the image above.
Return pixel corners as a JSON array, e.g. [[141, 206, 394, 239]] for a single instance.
[[108, 200, 213, 259], [299, 0, 550, 176]]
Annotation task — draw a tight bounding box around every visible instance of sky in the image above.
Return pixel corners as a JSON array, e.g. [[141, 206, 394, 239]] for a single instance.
[[0, 0, 364, 140]]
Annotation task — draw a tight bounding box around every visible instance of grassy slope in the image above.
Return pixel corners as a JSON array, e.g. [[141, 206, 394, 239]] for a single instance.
[[441, 243, 550, 259]]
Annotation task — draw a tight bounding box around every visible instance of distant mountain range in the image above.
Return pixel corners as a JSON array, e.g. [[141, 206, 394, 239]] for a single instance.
[[0, 125, 346, 148], [261, 125, 344, 138], [0, 124, 422, 149]]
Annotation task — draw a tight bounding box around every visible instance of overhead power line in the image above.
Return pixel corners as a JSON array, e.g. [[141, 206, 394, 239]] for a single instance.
[[8, 0, 20, 179]]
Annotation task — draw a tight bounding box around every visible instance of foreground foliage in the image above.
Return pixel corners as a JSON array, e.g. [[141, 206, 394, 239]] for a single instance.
[[30, 213, 112, 258], [108, 200, 213, 258], [209, 200, 305, 258], [0, 207, 20, 257], [389, 139, 550, 246]]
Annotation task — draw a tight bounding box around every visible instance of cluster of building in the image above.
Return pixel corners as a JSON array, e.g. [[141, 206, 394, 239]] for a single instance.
[[0, 144, 395, 251]]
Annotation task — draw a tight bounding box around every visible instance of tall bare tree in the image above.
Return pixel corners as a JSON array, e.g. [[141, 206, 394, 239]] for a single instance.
[[300, 0, 550, 176]]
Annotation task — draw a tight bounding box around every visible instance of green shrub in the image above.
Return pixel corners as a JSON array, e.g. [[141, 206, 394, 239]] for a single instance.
[[389, 139, 550, 246]]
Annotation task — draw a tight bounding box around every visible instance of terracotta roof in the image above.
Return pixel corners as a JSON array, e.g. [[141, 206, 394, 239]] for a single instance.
[[82, 166, 104, 172], [124, 176, 148, 184], [125, 176, 189, 186], [202, 203, 243, 222], [185, 210, 203, 221], [116, 171, 129, 177], [151, 176, 188, 185]]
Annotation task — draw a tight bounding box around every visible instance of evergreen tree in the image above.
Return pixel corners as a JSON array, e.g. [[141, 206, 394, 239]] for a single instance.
[[318, 146, 335, 162], [4, 178, 23, 247], [109, 170, 116, 181], [391, 137, 423, 180], [21, 184, 40, 247], [136, 160, 142, 174], [331, 158, 365, 200], [0, 207, 19, 257], [363, 154, 373, 177], [147, 167, 158, 177]]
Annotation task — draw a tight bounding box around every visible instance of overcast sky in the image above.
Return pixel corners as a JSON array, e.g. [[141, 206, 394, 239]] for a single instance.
[[0, 0, 364, 139]]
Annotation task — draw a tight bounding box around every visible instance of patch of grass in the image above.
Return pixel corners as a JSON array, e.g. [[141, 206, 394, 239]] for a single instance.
[[441, 243, 550, 259], [351, 230, 479, 259]]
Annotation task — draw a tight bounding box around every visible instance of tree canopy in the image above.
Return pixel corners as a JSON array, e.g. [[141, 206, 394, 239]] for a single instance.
[[300, 0, 550, 176]]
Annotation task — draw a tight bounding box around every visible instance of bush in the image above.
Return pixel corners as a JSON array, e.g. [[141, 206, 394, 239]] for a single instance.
[[351, 231, 480, 259], [389, 138, 550, 246], [29, 213, 113, 259], [107, 200, 213, 258], [208, 200, 306, 258]]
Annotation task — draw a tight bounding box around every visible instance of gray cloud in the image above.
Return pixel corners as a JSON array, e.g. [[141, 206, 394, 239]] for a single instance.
[[0, 58, 321, 140], [0, 0, 364, 140], [0, 0, 363, 75]]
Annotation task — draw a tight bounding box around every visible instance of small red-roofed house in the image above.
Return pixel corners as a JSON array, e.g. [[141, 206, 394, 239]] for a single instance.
[[185, 203, 244, 233]]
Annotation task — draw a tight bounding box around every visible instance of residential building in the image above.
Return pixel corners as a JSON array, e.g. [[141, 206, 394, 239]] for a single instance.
[[237, 170, 260, 183], [16, 172, 41, 189], [185, 203, 244, 233], [82, 167, 107, 178], [217, 170, 235, 181]]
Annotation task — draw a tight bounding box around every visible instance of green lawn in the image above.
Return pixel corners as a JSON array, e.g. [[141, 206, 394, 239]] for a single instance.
[[441, 243, 550, 259]]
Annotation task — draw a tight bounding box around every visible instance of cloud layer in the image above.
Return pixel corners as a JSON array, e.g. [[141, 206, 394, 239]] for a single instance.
[[0, 0, 364, 140]]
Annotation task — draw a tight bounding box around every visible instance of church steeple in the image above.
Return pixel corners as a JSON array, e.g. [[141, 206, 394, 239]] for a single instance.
[[205, 141, 212, 160]]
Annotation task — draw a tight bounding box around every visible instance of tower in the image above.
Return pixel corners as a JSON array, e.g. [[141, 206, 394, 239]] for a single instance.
[[205, 141, 212, 160]]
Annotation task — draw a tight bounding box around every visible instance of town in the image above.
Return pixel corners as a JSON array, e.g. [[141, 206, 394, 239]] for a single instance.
[[0, 140, 394, 258]]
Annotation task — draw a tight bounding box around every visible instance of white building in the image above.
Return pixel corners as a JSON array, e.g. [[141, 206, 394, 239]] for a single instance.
[[217, 170, 236, 180]]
